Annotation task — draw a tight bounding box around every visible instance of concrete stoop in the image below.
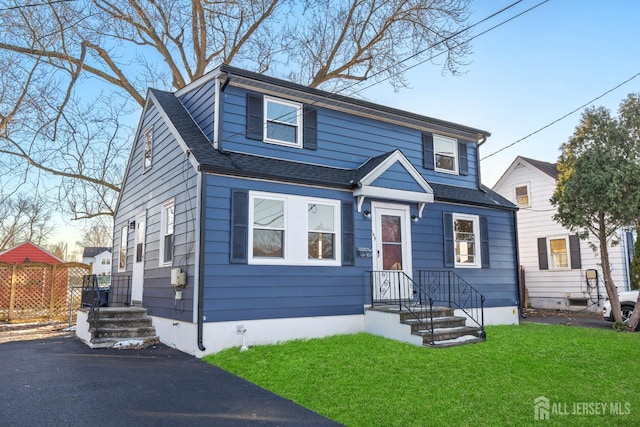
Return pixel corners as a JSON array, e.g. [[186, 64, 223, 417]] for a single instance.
[[366, 305, 485, 348], [76, 307, 159, 349]]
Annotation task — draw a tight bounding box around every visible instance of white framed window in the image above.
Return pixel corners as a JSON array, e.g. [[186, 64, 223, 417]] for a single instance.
[[101, 258, 111, 265], [434, 135, 458, 174], [118, 226, 128, 272], [264, 96, 302, 147], [159, 199, 175, 266], [548, 236, 569, 269], [249, 191, 340, 265], [143, 127, 153, 171], [453, 213, 480, 268], [515, 183, 530, 207]]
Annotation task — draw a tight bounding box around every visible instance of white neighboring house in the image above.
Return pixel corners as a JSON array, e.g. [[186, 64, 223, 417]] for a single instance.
[[493, 156, 634, 312], [82, 247, 112, 278]]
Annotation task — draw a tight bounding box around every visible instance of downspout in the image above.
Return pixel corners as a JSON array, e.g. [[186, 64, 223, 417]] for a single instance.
[[197, 173, 206, 352], [217, 72, 231, 154], [512, 209, 525, 318]]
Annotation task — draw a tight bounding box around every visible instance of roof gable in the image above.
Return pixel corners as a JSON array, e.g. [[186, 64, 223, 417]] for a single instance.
[[0, 242, 63, 264], [82, 247, 111, 258]]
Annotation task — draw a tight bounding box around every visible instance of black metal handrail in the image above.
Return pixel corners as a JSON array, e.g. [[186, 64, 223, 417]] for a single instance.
[[417, 270, 485, 340], [109, 274, 132, 307], [369, 269, 486, 345], [81, 274, 107, 341]]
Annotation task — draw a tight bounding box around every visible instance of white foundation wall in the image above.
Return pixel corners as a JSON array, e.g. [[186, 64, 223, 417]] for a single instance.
[[454, 306, 520, 326], [152, 314, 364, 357], [151, 307, 518, 356], [364, 309, 423, 346]]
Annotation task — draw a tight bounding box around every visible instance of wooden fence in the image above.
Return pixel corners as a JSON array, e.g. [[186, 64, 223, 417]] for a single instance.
[[0, 262, 92, 324]]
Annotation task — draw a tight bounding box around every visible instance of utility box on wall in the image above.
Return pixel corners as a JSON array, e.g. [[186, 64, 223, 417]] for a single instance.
[[171, 268, 186, 287]]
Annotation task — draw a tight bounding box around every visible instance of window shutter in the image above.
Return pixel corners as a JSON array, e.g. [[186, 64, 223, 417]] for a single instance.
[[303, 106, 318, 150], [480, 216, 490, 269], [443, 212, 454, 267], [458, 141, 468, 176], [422, 133, 434, 170], [537, 238, 548, 270], [569, 234, 582, 269], [230, 189, 249, 264], [342, 202, 354, 266], [246, 93, 263, 140]]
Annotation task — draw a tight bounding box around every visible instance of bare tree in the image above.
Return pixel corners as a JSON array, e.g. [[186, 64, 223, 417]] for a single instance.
[[76, 217, 113, 249], [0, 193, 54, 251], [0, 0, 473, 220]]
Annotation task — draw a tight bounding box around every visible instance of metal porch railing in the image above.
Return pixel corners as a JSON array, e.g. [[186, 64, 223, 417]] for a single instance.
[[370, 269, 485, 344]]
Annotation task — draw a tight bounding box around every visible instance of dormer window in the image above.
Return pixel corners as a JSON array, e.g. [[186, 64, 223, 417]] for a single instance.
[[422, 133, 468, 176], [246, 93, 317, 150], [434, 135, 458, 173], [264, 96, 302, 147]]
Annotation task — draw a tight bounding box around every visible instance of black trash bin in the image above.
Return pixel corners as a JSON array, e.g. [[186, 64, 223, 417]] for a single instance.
[[81, 274, 110, 307]]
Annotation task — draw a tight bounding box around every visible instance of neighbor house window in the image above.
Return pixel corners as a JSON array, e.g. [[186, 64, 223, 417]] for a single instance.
[[101, 258, 110, 265], [453, 213, 480, 268], [143, 127, 153, 171], [160, 200, 175, 266], [249, 192, 340, 265], [433, 135, 458, 173], [548, 236, 569, 269], [515, 183, 530, 207], [264, 96, 302, 147], [118, 226, 127, 271]]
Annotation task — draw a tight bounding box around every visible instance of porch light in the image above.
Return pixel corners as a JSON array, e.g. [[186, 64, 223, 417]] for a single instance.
[[363, 210, 371, 219]]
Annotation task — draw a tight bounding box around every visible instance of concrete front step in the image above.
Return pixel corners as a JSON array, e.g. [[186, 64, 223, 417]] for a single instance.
[[90, 318, 153, 329], [369, 304, 454, 321], [414, 325, 483, 342], [89, 307, 149, 319], [430, 334, 485, 348], [403, 315, 467, 332]]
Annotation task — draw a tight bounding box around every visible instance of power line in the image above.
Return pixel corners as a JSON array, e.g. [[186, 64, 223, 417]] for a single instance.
[[231, 0, 549, 143], [481, 71, 640, 161], [0, 0, 74, 12]]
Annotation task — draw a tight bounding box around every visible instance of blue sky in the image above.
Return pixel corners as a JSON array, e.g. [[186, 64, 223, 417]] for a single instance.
[[364, 0, 640, 186]]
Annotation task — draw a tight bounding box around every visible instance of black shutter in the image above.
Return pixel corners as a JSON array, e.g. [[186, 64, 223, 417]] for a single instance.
[[537, 237, 548, 270], [423, 132, 434, 170], [569, 234, 582, 269], [458, 141, 468, 176], [342, 202, 354, 266], [443, 212, 454, 267], [303, 106, 318, 150], [230, 189, 248, 264], [480, 216, 490, 268], [246, 93, 263, 140]]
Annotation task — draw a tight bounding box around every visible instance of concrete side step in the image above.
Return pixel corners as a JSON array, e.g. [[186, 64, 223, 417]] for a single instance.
[[91, 326, 157, 339], [87, 336, 160, 349], [92, 318, 153, 329], [85, 307, 149, 319], [368, 305, 454, 320]]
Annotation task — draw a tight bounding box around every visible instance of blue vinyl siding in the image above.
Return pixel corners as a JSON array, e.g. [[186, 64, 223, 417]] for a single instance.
[[202, 174, 517, 322], [218, 85, 478, 188], [371, 162, 425, 192], [179, 82, 216, 142], [113, 100, 198, 321]]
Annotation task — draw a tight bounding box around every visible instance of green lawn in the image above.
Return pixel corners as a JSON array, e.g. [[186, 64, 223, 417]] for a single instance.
[[204, 323, 640, 426]]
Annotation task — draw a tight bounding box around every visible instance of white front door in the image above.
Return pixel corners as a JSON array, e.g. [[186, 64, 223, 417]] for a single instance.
[[371, 202, 413, 302], [131, 212, 146, 304]]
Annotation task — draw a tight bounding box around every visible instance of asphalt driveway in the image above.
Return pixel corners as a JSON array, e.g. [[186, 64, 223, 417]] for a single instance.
[[0, 336, 341, 427]]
